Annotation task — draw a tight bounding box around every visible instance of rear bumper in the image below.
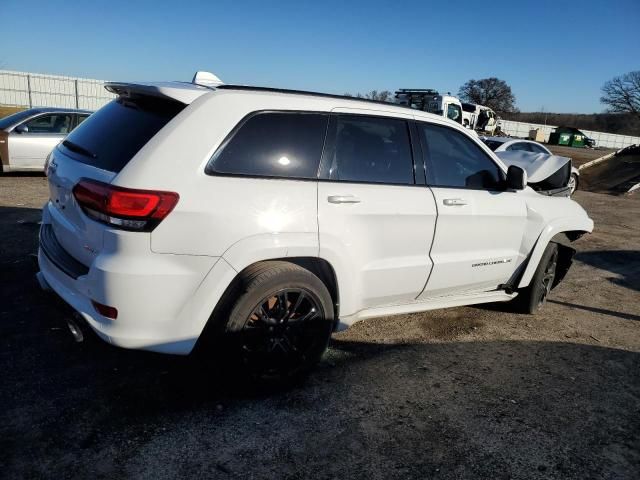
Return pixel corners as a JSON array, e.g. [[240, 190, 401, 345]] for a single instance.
[[37, 222, 225, 355]]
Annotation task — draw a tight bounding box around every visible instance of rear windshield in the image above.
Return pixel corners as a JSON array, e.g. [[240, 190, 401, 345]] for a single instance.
[[59, 96, 184, 172], [482, 139, 504, 151]]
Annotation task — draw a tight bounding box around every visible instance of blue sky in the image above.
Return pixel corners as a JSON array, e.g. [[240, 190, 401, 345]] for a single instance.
[[2, 0, 638, 113]]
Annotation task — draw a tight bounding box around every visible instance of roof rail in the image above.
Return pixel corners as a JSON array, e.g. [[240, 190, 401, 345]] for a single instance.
[[216, 84, 404, 108]]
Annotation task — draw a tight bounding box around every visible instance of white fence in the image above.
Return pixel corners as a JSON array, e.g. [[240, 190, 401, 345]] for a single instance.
[[499, 119, 640, 150], [0, 70, 115, 111]]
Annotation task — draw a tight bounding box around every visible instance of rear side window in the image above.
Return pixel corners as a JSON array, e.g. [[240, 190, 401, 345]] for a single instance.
[[59, 97, 184, 173], [320, 115, 414, 185], [420, 123, 502, 190], [208, 112, 328, 179], [75, 114, 90, 128]]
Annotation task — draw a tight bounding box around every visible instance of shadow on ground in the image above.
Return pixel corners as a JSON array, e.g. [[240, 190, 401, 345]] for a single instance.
[[575, 250, 640, 292]]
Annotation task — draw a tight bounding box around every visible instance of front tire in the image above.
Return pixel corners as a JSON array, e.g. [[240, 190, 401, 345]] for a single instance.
[[207, 261, 335, 383], [568, 174, 579, 194], [515, 243, 559, 314]]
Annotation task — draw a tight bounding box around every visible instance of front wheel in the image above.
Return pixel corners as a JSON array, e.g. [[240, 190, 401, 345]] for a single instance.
[[514, 243, 559, 314], [568, 174, 579, 195], [209, 262, 335, 383]]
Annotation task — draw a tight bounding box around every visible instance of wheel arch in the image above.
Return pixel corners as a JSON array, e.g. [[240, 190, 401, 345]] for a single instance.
[[517, 220, 592, 289], [197, 256, 341, 347]]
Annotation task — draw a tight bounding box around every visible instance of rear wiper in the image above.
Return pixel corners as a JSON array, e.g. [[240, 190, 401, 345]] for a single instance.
[[62, 140, 97, 158]]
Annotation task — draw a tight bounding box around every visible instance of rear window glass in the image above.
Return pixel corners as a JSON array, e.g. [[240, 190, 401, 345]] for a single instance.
[[59, 97, 184, 173], [482, 139, 504, 151], [208, 112, 328, 179]]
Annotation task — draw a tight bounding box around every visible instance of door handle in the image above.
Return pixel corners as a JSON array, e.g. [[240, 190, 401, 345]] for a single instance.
[[328, 195, 361, 204], [443, 198, 468, 206]]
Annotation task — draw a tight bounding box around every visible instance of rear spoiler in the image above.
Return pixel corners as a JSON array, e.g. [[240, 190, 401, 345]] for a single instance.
[[104, 81, 212, 105]]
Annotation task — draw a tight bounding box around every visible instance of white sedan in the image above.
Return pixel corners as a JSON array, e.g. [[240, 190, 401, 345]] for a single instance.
[[481, 136, 580, 194]]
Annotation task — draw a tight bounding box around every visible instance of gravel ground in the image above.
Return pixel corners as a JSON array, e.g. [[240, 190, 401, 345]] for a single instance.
[[1, 174, 639, 479]]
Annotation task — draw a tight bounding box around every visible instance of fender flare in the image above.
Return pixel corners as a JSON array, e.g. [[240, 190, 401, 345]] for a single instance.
[[221, 232, 319, 272], [517, 216, 593, 289]]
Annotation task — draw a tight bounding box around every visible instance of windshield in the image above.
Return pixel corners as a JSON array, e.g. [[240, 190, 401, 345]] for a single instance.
[[446, 104, 462, 123], [0, 109, 37, 130]]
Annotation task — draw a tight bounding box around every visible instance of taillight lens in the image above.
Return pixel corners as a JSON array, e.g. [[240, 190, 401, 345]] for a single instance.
[[72, 179, 179, 231], [91, 300, 118, 320]]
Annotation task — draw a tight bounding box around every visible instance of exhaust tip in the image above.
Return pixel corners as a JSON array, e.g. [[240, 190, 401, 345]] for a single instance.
[[67, 314, 85, 343]]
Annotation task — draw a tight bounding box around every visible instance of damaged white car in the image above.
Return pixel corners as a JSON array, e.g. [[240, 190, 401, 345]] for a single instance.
[[37, 74, 594, 380], [481, 137, 580, 194]]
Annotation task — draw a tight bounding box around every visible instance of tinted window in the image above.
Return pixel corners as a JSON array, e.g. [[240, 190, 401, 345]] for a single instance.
[[60, 97, 184, 173], [25, 114, 73, 134], [421, 123, 502, 189], [209, 112, 328, 179], [506, 142, 533, 152], [321, 115, 414, 185]]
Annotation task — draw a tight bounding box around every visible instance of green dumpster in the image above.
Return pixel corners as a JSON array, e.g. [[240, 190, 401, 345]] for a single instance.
[[558, 132, 572, 145], [570, 134, 585, 148], [548, 126, 593, 148]]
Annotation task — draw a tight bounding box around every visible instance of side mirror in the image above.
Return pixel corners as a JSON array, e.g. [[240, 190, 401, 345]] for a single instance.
[[14, 124, 28, 134], [506, 165, 527, 190]]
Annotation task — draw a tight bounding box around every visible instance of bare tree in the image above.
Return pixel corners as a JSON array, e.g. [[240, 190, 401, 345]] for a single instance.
[[344, 90, 393, 102], [601, 71, 640, 120], [458, 78, 517, 113]]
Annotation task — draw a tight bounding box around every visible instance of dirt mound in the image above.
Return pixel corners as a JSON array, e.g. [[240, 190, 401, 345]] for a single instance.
[[581, 149, 640, 195]]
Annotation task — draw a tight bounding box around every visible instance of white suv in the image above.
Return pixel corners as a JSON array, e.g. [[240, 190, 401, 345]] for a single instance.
[[37, 73, 593, 380]]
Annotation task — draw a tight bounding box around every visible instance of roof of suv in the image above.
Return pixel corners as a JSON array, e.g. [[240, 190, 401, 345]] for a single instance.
[[104, 80, 457, 125]]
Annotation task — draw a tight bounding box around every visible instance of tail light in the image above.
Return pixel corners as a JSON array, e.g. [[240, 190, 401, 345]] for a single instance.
[[91, 300, 118, 320], [72, 179, 179, 231]]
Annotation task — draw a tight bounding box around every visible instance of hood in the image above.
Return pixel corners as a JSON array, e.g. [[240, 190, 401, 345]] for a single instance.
[[495, 151, 571, 183]]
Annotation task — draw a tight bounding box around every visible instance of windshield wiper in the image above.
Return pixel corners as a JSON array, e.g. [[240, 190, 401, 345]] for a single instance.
[[62, 140, 97, 158]]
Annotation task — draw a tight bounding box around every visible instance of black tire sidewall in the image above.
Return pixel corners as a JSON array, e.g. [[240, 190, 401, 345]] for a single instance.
[[224, 265, 334, 381], [523, 242, 559, 314]]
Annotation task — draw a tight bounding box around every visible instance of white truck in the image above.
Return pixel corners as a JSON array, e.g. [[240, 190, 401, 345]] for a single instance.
[[395, 89, 464, 125], [462, 102, 498, 134]]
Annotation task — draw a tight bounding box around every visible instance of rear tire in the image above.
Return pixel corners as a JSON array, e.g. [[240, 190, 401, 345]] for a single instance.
[[514, 243, 559, 314], [204, 261, 335, 384]]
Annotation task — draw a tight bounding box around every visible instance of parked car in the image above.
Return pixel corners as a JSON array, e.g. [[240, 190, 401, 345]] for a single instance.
[[37, 72, 593, 381], [481, 136, 580, 194], [0, 107, 92, 172]]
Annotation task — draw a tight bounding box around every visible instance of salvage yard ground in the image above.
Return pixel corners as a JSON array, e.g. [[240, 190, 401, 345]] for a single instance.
[[546, 144, 616, 167], [1, 174, 639, 479]]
